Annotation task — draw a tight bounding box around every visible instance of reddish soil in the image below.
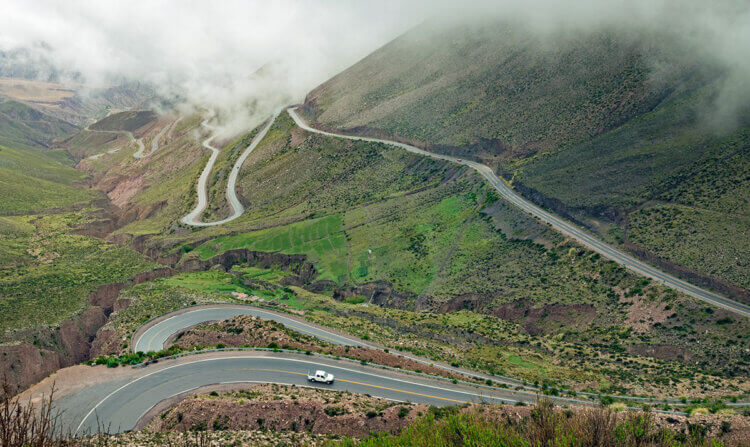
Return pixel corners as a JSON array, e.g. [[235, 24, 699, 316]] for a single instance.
[[147, 383, 427, 438]]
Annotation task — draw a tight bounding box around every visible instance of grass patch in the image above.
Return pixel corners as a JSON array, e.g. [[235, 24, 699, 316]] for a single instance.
[[195, 214, 348, 282], [0, 211, 155, 334]]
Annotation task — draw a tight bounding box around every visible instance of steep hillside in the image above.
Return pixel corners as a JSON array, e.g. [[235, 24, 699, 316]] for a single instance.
[[89, 110, 157, 132], [303, 21, 699, 162], [147, 112, 750, 397], [0, 101, 93, 214], [301, 19, 749, 299]]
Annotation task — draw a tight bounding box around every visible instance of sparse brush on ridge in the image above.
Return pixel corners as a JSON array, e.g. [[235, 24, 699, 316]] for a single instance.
[[332, 399, 724, 447], [0, 377, 62, 447]]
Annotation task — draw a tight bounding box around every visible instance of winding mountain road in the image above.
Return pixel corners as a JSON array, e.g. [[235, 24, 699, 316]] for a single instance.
[[180, 111, 279, 227], [286, 107, 750, 318], [51, 105, 750, 437], [133, 120, 173, 159], [64, 352, 552, 435], [131, 305, 511, 386]]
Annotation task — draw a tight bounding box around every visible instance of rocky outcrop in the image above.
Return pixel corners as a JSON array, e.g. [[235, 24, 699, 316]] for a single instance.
[[333, 280, 417, 310], [0, 344, 63, 395], [178, 250, 317, 281], [303, 280, 336, 294], [89, 327, 121, 358]]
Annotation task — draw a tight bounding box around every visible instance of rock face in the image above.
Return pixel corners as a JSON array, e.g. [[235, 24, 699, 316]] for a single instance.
[[333, 280, 418, 310]]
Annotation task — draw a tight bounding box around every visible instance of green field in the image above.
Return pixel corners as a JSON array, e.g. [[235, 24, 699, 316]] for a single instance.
[[196, 214, 348, 282]]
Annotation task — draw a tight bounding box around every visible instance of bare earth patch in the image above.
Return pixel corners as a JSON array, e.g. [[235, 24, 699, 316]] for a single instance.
[[622, 294, 671, 333]]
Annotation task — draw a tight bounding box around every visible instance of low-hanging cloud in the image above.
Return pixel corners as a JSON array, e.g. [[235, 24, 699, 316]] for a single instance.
[[1, 0, 749, 136], [0, 0, 431, 136]]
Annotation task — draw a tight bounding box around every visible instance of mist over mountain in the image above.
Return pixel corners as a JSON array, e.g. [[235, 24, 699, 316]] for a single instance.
[[2, 0, 749, 135]]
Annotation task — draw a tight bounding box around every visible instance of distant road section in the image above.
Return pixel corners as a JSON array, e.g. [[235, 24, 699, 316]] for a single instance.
[[84, 119, 176, 160], [180, 111, 279, 227], [133, 120, 173, 158], [287, 107, 750, 319]]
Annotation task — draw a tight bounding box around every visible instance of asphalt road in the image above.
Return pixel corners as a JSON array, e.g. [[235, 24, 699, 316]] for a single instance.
[[133, 305, 368, 353], [286, 107, 750, 318], [69, 353, 554, 434], [180, 111, 279, 227]]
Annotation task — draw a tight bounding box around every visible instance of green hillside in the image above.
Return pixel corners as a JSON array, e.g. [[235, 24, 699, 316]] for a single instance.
[[304, 22, 695, 161], [0, 102, 94, 214], [0, 102, 154, 336], [174, 112, 750, 396], [301, 19, 749, 297], [0, 99, 77, 149]]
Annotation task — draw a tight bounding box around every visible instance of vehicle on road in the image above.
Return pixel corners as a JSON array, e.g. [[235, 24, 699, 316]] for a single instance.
[[456, 158, 462, 162], [308, 370, 335, 384]]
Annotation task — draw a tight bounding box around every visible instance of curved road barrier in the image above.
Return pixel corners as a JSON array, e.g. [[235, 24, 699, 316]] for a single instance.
[[286, 107, 750, 319], [180, 111, 280, 227]]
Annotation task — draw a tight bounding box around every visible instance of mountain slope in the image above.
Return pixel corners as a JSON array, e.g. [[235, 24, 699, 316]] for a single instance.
[[150, 112, 750, 397], [0, 101, 93, 214], [301, 19, 749, 299], [303, 21, 700, 161], [0, 99, 77, 149]]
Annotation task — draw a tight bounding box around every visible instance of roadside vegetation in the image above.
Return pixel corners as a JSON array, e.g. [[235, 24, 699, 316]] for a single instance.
[[335, 400, 742, 447]]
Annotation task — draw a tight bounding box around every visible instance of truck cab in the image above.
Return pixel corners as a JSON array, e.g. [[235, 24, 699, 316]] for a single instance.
[[308, 369, 335, 384]]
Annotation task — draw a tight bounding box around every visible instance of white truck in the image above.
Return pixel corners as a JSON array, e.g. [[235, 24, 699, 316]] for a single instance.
[[307, 370, 335, 384]]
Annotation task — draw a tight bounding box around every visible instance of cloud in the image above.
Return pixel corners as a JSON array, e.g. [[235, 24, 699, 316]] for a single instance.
[[0, 0, 431, 135], [1, 0, 748, 134]]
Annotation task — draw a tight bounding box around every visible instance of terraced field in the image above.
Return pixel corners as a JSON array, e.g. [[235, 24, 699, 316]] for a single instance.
[[196, 214, 348, 282]]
